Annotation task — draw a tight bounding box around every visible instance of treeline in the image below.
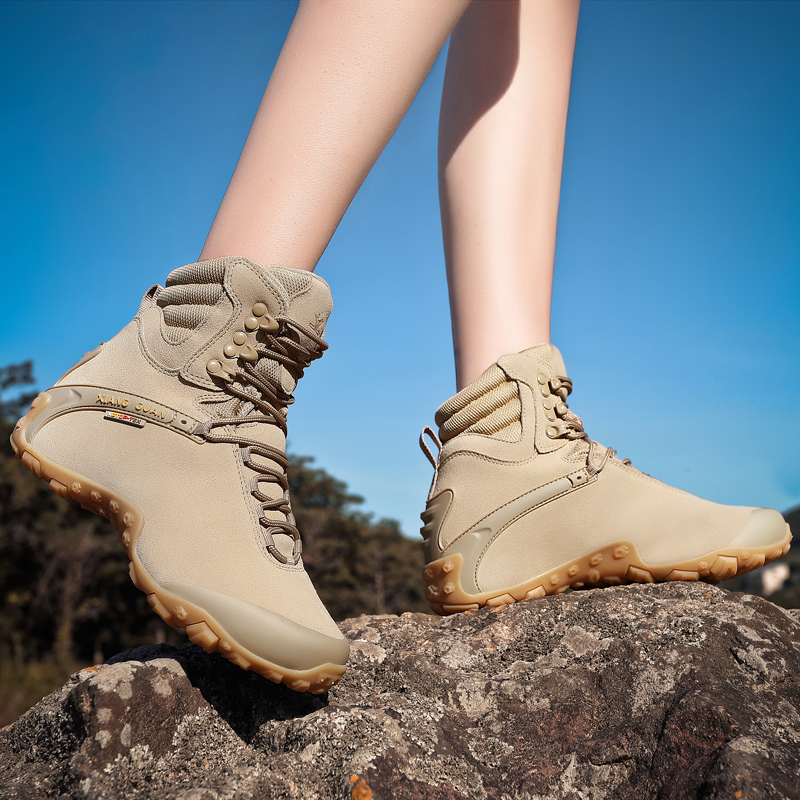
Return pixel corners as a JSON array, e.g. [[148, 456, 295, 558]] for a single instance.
[[0, 364, 428, 723]]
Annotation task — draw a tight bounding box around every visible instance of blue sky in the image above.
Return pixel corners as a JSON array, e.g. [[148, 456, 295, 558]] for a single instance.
[[2, 0, 799, 539]]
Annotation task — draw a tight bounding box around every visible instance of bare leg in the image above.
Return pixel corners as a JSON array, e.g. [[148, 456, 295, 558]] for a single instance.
[[439, 0, 580, 389], [200, 0, 470, 270]]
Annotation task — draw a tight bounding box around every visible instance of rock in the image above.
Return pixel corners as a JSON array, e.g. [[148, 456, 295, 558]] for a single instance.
[[2, 582, 800, 800]]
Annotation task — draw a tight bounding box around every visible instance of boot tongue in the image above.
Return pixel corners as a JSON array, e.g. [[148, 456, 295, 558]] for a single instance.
[[253, 267, 332, 398], [233, 268, 333, 556], [520, 343, 568, 378], [268, 267, 333, 340], [520, 344, 569, 378], [520, 344, 602, 460]]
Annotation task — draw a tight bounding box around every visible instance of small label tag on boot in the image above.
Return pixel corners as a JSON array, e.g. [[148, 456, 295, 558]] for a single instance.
[[103, 411, 145, 428]]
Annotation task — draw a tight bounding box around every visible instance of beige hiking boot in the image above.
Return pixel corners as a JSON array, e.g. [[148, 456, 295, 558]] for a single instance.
[[420, 345, 792, 613], [11, 256, 349, 692]]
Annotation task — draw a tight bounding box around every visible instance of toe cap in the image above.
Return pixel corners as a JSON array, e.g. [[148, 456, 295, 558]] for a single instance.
[[729, 508, 789, 549], [162, 582, 350, 671]]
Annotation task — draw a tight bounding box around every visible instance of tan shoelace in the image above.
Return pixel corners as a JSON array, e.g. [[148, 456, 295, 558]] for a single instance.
[[195, 318, 327, 565], [546, 375, 631, 477]]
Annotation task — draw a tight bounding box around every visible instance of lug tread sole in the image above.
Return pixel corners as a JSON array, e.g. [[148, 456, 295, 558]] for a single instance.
[[11, 392, 345, 694], [424, 530, 792, 615]]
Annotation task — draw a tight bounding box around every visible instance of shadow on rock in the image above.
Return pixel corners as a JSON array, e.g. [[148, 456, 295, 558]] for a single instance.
[[106, 641, 327, 742]]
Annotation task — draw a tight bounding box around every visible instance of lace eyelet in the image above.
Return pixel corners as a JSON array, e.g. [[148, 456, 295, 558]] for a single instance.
[[537, 374, 551, 397], [206, 359, 236, 382], [247, 303, 279, 332], [223, 341, 258, 363]]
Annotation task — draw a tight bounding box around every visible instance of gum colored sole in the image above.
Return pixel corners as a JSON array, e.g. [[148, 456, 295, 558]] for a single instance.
[[12, 392, 345, 694], [424, 528, 792, 615]]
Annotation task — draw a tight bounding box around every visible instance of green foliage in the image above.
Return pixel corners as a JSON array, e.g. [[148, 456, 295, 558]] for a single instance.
[[0, 652, 82, 728], [290, 456, 428, 620], [0, 363, 428, 723], [0, 415, 178, 724], [0, 361, 37, 421]]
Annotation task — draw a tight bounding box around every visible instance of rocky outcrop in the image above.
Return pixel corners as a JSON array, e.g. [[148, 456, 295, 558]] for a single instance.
[[2, 582, 800, 800]]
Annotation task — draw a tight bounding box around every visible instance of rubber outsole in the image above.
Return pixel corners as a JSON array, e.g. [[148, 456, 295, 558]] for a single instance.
[[11, 392, 346, 694], [424, 525, 792, 614]]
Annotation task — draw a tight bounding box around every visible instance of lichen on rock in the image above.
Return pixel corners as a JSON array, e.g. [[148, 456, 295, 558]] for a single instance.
[[2, 582, 799, 799]]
